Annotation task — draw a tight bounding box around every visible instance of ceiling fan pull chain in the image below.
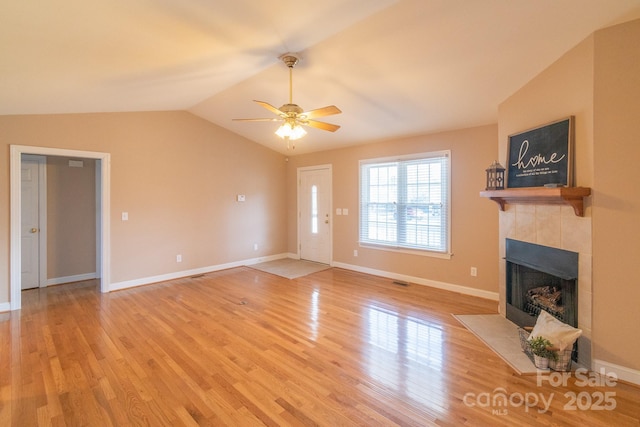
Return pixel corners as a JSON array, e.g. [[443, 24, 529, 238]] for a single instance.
[[286, 136, 295, 150]]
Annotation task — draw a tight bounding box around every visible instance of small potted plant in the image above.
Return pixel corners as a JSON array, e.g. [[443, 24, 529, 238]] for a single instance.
[[529, 336, 558, 369]]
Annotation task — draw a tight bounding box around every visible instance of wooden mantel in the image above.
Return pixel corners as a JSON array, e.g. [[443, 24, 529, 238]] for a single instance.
[[479, 187, 591, 216]]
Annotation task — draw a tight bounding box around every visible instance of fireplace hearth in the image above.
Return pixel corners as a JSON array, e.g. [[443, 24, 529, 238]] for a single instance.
[[505, 239, 578, 329]]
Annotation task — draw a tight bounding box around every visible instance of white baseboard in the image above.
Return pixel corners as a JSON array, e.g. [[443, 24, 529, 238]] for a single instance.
[[108, 253, 289, 292], [0, 302, 11, 313], [332, 261, 499, 301], [29, 255, 497, 303], [108, 254, 498, 300], [593, 359, 640, 387], [47, 272, 97, 287]]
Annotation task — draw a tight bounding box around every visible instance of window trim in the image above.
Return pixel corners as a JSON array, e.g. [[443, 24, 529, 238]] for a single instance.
[[358, 150, 452, 259]]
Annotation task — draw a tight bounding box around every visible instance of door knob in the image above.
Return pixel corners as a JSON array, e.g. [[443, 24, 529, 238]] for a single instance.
[[30, 228, 38, 233], [325, 220, 329, 224]]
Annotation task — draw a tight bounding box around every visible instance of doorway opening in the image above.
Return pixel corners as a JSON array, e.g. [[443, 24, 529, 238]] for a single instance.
[[10, 145, 111, 310]]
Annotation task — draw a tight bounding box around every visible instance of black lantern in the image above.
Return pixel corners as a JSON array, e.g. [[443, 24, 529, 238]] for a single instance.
[[485, 161, 505, 190]]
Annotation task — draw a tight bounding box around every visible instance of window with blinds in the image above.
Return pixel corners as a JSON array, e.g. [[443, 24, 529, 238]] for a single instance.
[[359, 151, 451, 255]]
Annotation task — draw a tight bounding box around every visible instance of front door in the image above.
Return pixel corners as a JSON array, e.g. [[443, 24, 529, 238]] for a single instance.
[[299, 166, 331, 264], [21, 155, 45, 290]]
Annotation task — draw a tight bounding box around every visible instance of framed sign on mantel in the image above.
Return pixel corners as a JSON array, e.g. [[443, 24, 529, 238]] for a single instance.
[[507, 116, 574, 188]]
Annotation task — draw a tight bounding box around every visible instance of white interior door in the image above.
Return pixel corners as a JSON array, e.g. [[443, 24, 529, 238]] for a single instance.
[[299, 166, 331, 264], [21, 155, 45, 290]]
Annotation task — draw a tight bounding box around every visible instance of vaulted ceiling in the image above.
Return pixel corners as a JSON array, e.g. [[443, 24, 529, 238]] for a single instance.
[[2, 0, 639, 154]]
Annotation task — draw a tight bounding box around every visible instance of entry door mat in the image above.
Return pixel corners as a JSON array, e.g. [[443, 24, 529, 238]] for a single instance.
[[249, 258, 331, 280], [453, 314, 538, 375]]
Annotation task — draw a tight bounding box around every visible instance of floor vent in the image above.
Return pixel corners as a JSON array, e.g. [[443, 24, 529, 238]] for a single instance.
[[392, 280, 409, 286]]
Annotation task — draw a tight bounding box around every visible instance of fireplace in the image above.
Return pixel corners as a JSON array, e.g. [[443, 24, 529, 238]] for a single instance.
[[505, 239, 578, 329]]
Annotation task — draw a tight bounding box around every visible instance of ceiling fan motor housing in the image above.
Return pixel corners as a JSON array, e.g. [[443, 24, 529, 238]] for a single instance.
[[279, 103, 303, 115]]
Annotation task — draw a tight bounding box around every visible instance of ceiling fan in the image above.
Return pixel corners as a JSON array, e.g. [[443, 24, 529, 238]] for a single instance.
[[233, 53, 341, 149]]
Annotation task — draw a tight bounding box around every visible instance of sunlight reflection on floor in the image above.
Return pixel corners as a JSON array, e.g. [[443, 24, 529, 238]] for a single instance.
[[364, 304, 447, 414]]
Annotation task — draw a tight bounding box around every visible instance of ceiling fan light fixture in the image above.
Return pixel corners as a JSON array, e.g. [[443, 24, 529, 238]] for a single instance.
[[275, 121, 307, 140]]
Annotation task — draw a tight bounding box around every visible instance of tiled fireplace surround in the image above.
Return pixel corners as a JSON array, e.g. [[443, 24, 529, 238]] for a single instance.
[[498, 203, 592, 368]]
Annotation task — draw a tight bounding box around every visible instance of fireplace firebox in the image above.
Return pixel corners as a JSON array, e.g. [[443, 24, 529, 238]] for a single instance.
[[505, 239, 578, 329]]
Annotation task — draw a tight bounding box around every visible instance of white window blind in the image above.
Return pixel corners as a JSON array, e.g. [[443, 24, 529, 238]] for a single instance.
[[359, 151, 450, 254]]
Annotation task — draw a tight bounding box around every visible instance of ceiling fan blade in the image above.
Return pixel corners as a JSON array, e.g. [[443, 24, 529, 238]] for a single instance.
[[254, 100, 285, 117], [306, 120, 341, 132], [232, 118, 281, 122], [302, 105, 341, 119]]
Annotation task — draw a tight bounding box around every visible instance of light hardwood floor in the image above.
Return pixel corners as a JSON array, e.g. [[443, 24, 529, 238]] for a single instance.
[[1, 267, 638, 426]]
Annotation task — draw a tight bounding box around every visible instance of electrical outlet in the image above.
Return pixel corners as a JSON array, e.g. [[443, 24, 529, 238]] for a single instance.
[[470, 267, 477, 277], [354, 249, 358, 257], [177, 254, 182, 263], [253, 243, 258, 251]]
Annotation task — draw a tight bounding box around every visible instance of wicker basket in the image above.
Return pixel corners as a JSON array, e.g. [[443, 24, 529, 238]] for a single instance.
[[518, 328, 573, 371]]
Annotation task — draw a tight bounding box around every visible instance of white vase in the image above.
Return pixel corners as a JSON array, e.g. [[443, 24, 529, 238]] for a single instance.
[[534, 355, 549, 369]]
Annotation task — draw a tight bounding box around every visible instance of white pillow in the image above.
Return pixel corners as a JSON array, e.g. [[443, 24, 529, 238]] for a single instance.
[[529, 310, 582, 352]]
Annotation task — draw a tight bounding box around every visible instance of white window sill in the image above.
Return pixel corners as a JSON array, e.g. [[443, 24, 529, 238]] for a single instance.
[[359, 242, 453, 260]]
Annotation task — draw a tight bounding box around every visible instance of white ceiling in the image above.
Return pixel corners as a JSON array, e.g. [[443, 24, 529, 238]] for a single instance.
[[2, 0, 640, 155]]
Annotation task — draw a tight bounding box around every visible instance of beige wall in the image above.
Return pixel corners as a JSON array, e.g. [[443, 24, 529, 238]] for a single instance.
[[592, 19, 640, 371], [47, 156, 97, 280], [286, 124, 500, 295], [498, 36, 595, 186], [498, 18, 640, 374], [0, 111, 288, 301]]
